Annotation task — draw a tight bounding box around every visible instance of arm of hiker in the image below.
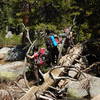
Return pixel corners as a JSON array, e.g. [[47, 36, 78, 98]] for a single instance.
[[27, 54, 35, 59], [27, 52, 39, 59]]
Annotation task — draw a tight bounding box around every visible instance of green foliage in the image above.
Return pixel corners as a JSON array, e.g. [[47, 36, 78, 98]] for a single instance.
[[0, 33, 21, 46], [4, 34, 21, 45], [35, 23, 57, 33], [75, 0, 100, 39], [0, 0, 100, 45], [35, 23, 47, 31]]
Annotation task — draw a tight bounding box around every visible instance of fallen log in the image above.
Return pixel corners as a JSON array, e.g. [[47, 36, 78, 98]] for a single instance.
[[19, 43, 83, 100], [58, 61, 100, 98]]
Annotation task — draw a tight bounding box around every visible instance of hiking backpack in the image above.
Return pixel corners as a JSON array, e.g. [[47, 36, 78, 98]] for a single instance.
[[46, 35, 58, 49], [36, 48, 47, 66]]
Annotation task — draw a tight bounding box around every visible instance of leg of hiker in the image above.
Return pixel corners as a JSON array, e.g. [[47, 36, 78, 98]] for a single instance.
[[33, 65, 40, 85]]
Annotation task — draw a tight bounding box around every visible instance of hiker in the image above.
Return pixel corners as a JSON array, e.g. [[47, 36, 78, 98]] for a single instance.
[[54, 34, 62, 44], [64, 27, 74, 45], [38, 47, 47, 66], [62, 27, 74, 53], [27, 46, 44, 85], [45, 30, 59, 65]]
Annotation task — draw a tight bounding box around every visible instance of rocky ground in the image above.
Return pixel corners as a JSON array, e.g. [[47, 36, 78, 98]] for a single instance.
[[0, 41, 99, 100]]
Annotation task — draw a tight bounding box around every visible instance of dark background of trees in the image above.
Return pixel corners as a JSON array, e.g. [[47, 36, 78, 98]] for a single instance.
[[0, 0, 100, 40]]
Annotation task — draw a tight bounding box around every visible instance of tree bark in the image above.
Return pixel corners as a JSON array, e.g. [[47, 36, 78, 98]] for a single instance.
[[19, 43, 83, 100]]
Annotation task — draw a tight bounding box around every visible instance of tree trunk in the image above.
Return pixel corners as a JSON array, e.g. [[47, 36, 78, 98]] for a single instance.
[[19, 43, 83, 100]]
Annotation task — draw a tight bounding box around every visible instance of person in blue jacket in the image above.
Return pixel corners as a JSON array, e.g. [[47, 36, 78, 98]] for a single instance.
[[45, 30, 59, 65]]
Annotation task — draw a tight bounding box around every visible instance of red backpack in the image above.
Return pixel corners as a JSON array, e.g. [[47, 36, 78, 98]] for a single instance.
[[36, 48, 46, 66]]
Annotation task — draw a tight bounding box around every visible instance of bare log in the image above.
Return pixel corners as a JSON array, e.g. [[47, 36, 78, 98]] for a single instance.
[[19, 43, 83, 100]]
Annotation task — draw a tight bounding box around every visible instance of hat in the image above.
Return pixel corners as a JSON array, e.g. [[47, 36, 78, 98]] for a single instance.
[[46, 30, 54, 35]]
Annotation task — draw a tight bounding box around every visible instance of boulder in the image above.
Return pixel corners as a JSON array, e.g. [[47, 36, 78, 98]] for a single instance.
[[67, 75, 100, 98], [5, 45, 28, 61], [90, 77, 100, 97], [0, 61, 25, 80], [0, 47, 11, 60], [91, 94, 100, 100], [0, 47, 11, 54], [67, 80, 88, 98], [0, 53, 5, 60]]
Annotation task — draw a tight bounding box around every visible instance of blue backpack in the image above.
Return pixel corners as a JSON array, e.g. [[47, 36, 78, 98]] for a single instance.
[[49, 35, 58, 47]]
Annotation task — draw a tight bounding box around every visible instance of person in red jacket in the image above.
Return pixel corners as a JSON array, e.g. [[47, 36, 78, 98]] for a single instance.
[[27, 47, 39, 64], [27, 46, 43, 85]]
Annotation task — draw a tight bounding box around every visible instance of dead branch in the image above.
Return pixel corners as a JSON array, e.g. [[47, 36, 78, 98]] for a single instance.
[[14, 81, 27, 93], [58, 81, 69, 94], [23, 58, 30, 89], [19, 43, 83, 100], [39, 95, 54, 100], [48, 86, 60, 91], [7, 90, 15, 100], [83, 62, 100, 72], [22, 23, 32, 45], [44, 90, 57, 99], [26, 39, 37, 56], [49, 64, 86, 82]]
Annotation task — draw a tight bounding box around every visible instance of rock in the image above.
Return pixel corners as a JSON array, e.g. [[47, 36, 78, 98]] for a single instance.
[[90, 77, 100, 97], [0, 53, 5, 60], [0, 61, 25, 80], [5, 45, 28, 61], [0, 47, 11, 54], [67, 80, 88, 98], [0, 47, 10, 54], [67, 75, 100, 98], [91, 94, 100, 100], [0, 47, 11, 60]]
